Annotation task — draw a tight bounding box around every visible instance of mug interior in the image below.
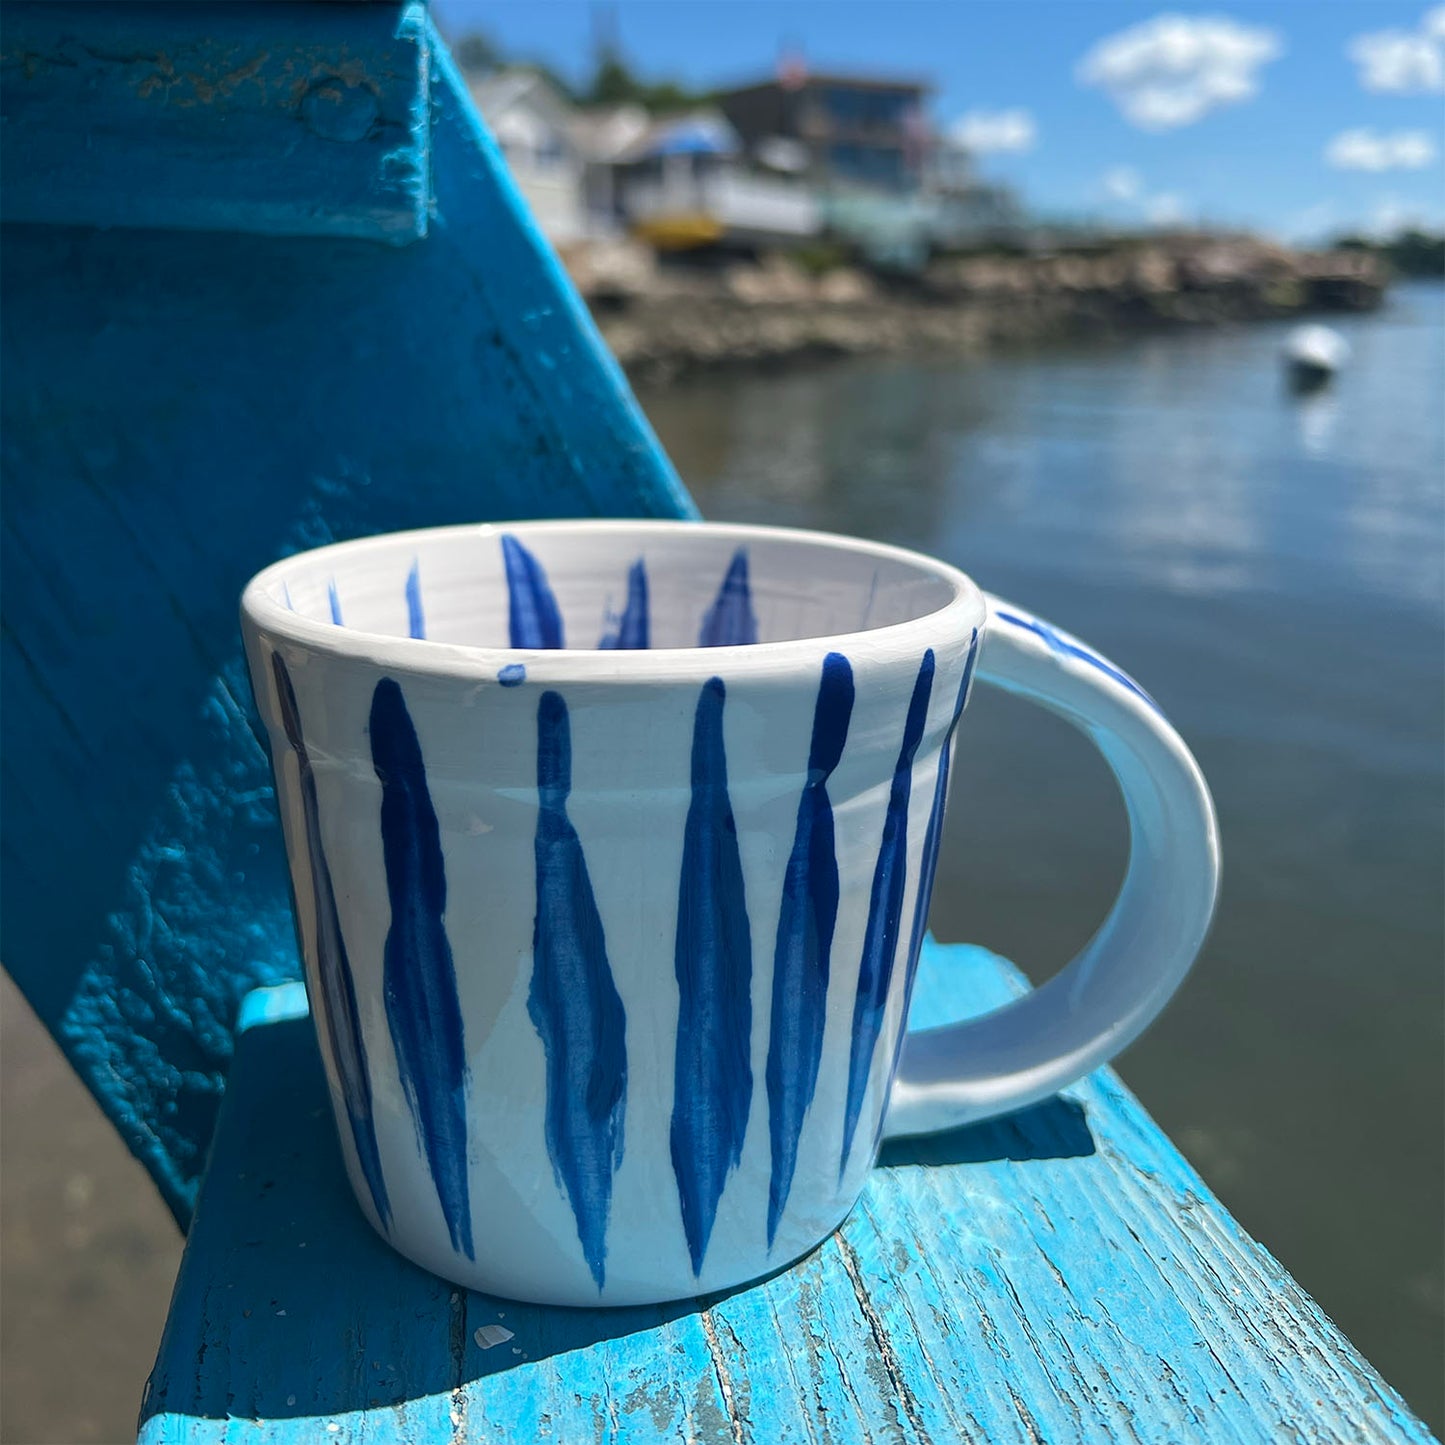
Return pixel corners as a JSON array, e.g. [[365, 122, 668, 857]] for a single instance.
[[260, 521, 962, 652]]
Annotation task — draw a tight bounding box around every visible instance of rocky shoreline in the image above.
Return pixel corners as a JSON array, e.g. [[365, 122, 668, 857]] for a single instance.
[[565, 238, 1387, 385]]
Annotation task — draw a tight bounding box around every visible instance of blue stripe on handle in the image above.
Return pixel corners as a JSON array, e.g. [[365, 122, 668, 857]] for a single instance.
[[405, 560, 426, 640], [840, 649, 935, 1179], [599, 559, 650, 650], [502, 533, 565, 649], [698, 548, 758, 647], [529, 690, 628, 1291], [671, 677, 754, 1275], [328, 580, 344, 626], [875, 630, 979, 1148], [369, 678, 474, 1260], [270, 653, 391, 1231], [994, 609, 1160, 713], [766, 651, 854, 1247]]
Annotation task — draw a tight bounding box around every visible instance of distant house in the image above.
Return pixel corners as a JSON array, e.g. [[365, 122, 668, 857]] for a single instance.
[[572, 104, 652, 226], [927, 132, 1026, 248], [717, 68, 1028, 267], [717, 71, 932, 195], [594, 110, 820, 251], [470, 70, 588, 244], [931, 182, 1025, 248], [469, 70, 823, 255]]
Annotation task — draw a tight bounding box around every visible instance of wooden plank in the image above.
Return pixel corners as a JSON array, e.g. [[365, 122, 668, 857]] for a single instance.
[[0, 12, 694, 1224], [141, 941, 1434, 1444], [0, 3, 431, 243]]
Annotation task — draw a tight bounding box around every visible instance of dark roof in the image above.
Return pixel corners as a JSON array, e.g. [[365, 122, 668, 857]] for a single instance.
[[716, 71, 932, 98]]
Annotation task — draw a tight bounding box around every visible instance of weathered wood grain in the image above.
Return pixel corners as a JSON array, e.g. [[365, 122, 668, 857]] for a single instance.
[[0, 5, 693, 1225], [141, 940, 1434, 1444], [0, 3, 431, 242]]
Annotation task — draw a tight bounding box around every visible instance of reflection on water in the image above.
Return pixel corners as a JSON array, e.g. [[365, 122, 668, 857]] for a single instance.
[[1294, 390, 1339, 458], [638, 282, 1445, 1430]]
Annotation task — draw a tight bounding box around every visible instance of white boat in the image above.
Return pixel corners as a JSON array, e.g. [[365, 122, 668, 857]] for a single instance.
[[1284, 324, 1350, 390]]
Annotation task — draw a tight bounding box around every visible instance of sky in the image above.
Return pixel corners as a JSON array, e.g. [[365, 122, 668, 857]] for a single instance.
[[432, 1, 1445, 240]]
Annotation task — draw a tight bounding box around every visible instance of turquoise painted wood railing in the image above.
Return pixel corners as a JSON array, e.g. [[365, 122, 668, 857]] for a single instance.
[[0, 6, 1434, 1442], [140, 944, 1434, 1445], [0, 0, 694, 1225]]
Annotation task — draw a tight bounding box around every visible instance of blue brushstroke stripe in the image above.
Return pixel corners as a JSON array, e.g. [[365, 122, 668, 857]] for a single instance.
[[766, 651, 854, 1247], [369, 678, 474, 1259], [698, 548, 758, 647], [502, 533, 565, 649], [671, 677, 753, 1274], [529, 690, 628, 1291], [840, 649, 935, 1179], [875, 630, 980, 1148], [328, 579, 344, 626], [270, 654, 391, 1230], [598, 558, 650, 650], [406, 560, 426, 640], [994, 608, 1160, 713]]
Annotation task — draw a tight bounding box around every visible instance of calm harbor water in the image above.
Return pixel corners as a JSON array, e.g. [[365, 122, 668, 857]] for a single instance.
[[639, 282, 1445, 1430]]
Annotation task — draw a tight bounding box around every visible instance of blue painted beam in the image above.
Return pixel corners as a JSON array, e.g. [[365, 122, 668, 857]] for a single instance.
[[140, 940, 1434, 1445], [0, 6, 694, 1225], [0, 3, 431, 243]]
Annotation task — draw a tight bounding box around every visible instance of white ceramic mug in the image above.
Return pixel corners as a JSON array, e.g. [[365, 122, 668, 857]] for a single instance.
[[241, 520, 1219, 1306]]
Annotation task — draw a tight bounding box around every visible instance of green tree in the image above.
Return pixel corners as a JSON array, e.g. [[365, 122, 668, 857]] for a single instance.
[[1334, 229, 1445, 279], [588, 49, 638, 106], [585, 45, 709, 111], [452, 31, 501, 75], [1389, 228, 1445, 277]]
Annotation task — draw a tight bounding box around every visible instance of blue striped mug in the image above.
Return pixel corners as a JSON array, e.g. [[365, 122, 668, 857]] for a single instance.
[[241, 520, 1219, 1306]]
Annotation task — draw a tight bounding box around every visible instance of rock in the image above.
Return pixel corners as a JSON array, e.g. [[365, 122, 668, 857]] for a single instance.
[[592, 238, 1387, 383], [1129, 249, 1177, 294], [816, 268, 875, 304], [561, 239, 656, 302], [725, 256, 816, 305]]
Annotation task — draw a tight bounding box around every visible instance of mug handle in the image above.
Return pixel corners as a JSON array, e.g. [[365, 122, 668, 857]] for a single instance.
[[883, 593, 1221, 1139]]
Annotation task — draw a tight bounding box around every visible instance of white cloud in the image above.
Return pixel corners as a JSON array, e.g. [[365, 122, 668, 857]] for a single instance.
[[1145, 192, 1191, 226], [1103, 165, 1144, 201], [1361, 193, 1445, 239], [1370, 196, 1410, 236], [1347, 7, 1445, 93], [948, 108, 1037, 155], [1077, 13, 1282, 130], [1365, 194, 1418, 239], [1099, 167, 1190, 226], [1325, 127, 1437, 171], [1278, 201, 1338, 245]]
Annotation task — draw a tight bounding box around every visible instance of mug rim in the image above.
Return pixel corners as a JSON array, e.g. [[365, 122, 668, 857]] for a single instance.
[[241, 519, 986, 681]]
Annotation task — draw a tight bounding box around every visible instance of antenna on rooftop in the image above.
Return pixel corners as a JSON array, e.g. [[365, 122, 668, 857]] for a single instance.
[[777, 35, 807, 90], [592, 1, 621, 64]]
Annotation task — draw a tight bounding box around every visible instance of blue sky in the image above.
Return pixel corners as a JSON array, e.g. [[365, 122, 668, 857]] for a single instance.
[[432, 2, 1445, 239]]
